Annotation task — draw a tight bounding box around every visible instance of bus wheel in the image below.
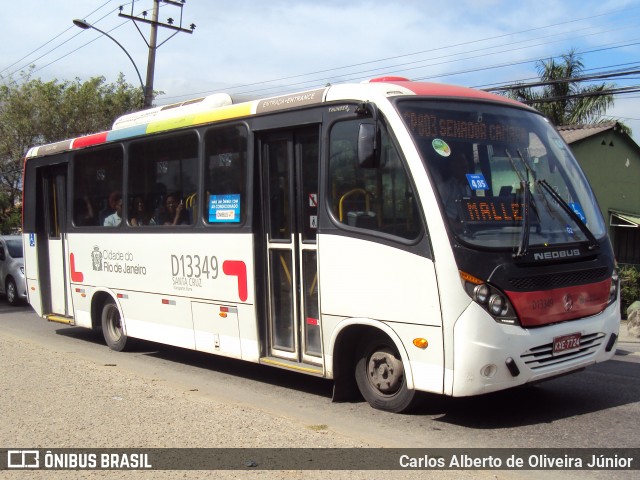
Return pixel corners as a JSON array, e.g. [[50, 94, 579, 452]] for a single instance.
[[355, 335, 419, 413], [101, 299, 128, 351]]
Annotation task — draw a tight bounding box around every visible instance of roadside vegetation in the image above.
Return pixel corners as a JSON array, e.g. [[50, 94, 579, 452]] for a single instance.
[[0, 69, 143, 233], [620, 264, 640, 318]]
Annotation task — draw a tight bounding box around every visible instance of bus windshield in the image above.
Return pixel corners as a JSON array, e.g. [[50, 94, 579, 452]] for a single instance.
[[398, 100, 607, 250]]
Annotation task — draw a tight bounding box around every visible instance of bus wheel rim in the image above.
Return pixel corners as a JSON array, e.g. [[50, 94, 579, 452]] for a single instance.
[[367, 348, 403, 394]]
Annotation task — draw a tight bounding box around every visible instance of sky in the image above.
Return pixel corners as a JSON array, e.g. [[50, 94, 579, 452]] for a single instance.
[[1, 0, 639, 140]]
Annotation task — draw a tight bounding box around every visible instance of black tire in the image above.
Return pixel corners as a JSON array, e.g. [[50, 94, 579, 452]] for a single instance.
[[101, 299, 128, 351], [355, 334, 420, 413], [6, 278, 19, 306]]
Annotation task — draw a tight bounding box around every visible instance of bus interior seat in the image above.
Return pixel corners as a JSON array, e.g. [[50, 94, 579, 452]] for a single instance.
[[499, 186, 513, 196]]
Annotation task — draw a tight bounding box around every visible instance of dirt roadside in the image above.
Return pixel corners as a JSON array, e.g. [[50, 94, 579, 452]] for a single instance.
[[0, 330, 487, 480]]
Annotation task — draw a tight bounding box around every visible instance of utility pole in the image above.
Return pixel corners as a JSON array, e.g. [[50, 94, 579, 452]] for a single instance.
[[119, 0, 195, 109]]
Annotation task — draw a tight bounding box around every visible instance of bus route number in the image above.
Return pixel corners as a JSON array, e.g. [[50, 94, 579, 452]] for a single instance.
[[171, 254, 219, 279]]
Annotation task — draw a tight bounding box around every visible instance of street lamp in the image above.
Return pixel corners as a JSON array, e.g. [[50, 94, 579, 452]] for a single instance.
[[72, 19, 147, 108]]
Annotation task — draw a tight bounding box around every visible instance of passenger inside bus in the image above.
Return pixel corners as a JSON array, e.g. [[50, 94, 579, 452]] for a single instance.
[[129, 196, 156, 226], [156, 192, 190, 226], [103, 191, 123, 227], [74, 195, 96, 226]]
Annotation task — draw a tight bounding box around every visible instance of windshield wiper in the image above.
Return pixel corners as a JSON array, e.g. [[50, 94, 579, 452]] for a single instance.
[[514, 149, 599, 251], [535, 180, 599, 250], [505, 149, 532, 258]]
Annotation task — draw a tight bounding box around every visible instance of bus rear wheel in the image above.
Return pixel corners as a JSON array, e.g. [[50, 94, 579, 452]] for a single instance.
[[355, 334, 420, 413], [101, 299, 128, 351]]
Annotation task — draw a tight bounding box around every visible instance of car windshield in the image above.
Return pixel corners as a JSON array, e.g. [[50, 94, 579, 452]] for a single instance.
[[5, 239, 23, 258], [397, 100, 606, 250]]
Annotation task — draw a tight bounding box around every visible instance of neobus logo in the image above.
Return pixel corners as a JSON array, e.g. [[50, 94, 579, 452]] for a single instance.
[[533, 249, 581, 261]]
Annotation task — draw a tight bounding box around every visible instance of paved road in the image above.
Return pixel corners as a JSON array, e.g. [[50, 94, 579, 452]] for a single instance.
[[1, 303, 639, 479]]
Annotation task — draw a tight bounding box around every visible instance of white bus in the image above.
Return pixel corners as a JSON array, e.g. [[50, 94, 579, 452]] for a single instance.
[[22, 77, 621, 412]]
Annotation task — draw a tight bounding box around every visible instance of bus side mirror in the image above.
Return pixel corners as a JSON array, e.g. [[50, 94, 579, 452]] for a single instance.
[[357, 122, 380, 168]]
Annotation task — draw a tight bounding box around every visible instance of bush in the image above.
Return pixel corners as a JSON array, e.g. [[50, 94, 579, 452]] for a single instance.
[[619, 264, 640, 318], [0, 194, 21, 234]]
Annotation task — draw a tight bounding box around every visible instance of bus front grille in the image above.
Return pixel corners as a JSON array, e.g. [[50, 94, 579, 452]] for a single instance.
[[520, 332, 606, 370], [508, 267, 608, 291]]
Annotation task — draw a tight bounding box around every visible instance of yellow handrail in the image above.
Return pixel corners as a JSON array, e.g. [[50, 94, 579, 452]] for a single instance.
[[338, 188, 370, 222]]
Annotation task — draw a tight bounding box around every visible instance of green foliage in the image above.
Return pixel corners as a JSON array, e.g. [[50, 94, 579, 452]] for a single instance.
[[506, 49, 619, 128], [0, 192, 21, 234], [619, 264, 640, 319], [0, 70, 143, 233]]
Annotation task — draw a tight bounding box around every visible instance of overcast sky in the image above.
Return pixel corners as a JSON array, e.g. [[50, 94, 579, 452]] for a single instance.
[[1, 0, 639, 140]]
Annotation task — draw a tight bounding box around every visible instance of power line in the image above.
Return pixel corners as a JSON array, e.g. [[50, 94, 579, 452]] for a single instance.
[[2, 0, 175, 87], [0, 0, 120, 78], [519, 85, 640, 105], [160, 20, 640, 102], [2, 2, 639, 113], [154, 6, 640, 101], [474, 60, 640, 89], [218, 39, 640, 103], [485, 68, 640, 92]]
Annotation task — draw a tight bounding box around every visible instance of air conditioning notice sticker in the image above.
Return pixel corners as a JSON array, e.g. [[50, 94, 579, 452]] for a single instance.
[[209, 194, 241, 223]]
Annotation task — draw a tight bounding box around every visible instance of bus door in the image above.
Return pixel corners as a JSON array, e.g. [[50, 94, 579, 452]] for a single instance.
[[38, 164, 71, 316], [259, 128, 322, 366]]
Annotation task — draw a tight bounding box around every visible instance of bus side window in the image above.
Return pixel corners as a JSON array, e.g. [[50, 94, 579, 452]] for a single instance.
[[72, 146, 123, 228], [128, 133, 198, 227], [204, 125, 248, 225], [328, 119, 422, 240]]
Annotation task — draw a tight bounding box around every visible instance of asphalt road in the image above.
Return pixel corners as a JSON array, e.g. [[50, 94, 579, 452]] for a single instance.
[[1, 302, 639, 479]]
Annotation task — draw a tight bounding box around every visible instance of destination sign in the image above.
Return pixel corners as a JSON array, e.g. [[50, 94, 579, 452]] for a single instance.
[[402, 110, 528, 144], [461, 197, 524, 223]]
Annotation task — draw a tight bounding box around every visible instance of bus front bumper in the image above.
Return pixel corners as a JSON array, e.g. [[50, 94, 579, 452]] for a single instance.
[[448, 301, 620, 397]]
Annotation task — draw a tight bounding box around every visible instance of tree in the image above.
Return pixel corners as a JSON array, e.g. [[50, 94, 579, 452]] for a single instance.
[[0, 70, 143, 233], [507, 49, 618, 127], [0, 191, 20, 234]]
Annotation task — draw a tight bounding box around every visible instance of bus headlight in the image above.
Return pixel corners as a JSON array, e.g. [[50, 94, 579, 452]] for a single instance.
[[489, 294, 508, 316], [609, 268, 619, 304], [460, 270, 519, 325], [473, 284, 490, 304]]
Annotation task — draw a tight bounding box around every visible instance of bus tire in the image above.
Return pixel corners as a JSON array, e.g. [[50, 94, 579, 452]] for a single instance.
[[355, 334, 420, 413], [101, 299, 128, 351]]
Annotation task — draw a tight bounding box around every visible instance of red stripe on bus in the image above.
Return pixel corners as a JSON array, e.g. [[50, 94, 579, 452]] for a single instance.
[[69, 253, 84, 282], [505, 278, 611, 327], [72, 132, 109, 149], [389, 81, 526, 107], [222, 260, 248, 302]]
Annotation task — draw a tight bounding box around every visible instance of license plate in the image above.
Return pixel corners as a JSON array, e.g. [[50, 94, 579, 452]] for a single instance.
[[553, 332, 582, 355]]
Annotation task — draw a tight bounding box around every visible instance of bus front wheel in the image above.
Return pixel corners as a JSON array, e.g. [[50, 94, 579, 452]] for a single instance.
[[101, 299, 128, 351], [355, 335, 420, 413]]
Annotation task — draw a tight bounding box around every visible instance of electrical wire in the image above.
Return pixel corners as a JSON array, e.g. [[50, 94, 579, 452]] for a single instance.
[[1, 1, 639, 108], [0, 0, 120, 78]]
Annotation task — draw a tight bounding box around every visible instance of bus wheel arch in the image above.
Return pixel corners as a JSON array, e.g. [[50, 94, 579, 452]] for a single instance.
[[331, 322, 420, 413]]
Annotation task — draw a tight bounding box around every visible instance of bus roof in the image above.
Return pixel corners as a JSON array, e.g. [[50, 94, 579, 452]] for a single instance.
[[25, 77, 528, 159]]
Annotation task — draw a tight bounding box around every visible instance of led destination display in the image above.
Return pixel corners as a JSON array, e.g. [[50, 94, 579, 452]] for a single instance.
[[461, 197, 525, 223]]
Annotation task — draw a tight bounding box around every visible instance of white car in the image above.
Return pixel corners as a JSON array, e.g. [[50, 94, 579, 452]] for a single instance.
[[0, 235, 27, 305]]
